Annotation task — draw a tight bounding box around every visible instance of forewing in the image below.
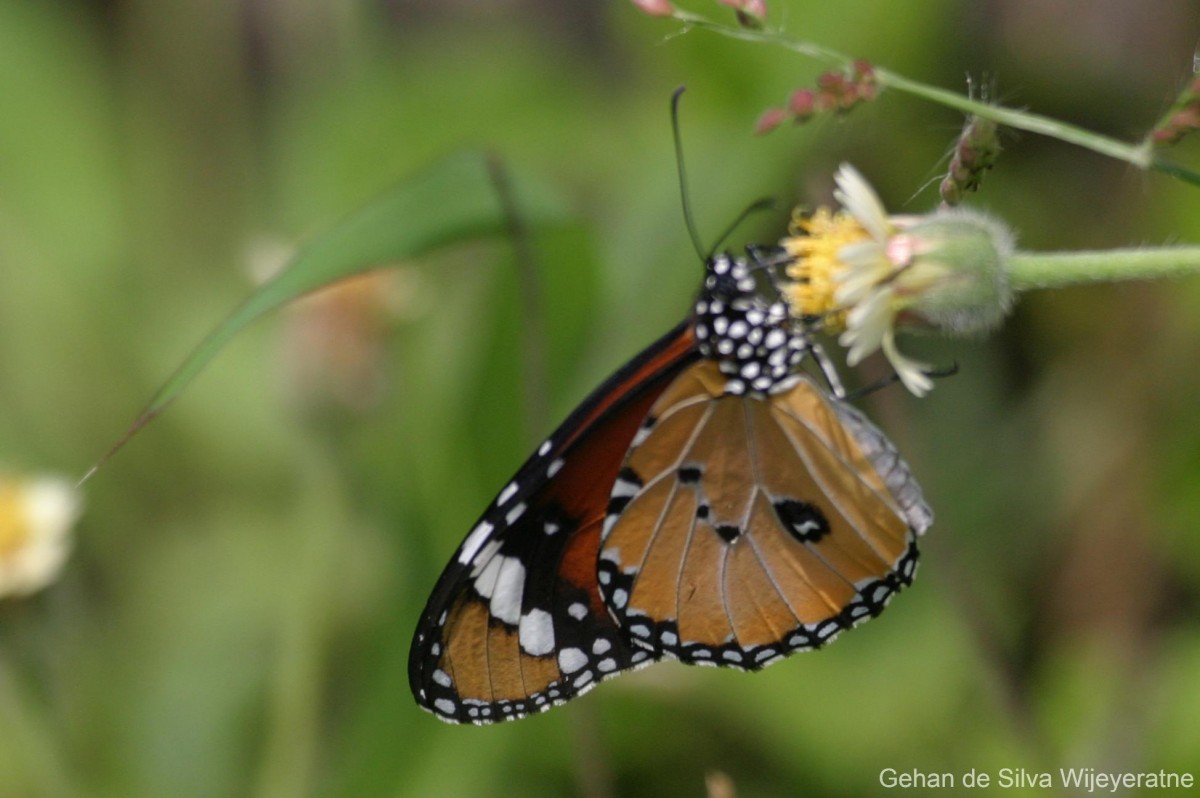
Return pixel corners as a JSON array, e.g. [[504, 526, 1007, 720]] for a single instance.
[[409, 322, 697, 723]]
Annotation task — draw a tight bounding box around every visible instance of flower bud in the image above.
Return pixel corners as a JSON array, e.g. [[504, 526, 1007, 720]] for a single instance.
[[630, 0, 674, 16]]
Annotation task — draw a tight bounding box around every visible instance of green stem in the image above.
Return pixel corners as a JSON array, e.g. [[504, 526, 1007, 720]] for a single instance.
[[671, 10, 845, 64], [877, 70, 1152, 167], [1009, 247, 1200, 291], [672, 12, 1200, 187]]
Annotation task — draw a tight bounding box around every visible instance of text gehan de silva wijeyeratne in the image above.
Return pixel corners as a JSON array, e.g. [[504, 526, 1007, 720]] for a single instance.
[[879, 767, 1195, 791]]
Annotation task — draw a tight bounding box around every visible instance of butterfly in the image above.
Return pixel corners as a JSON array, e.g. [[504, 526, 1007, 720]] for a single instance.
[[408, 247, 933, 725]]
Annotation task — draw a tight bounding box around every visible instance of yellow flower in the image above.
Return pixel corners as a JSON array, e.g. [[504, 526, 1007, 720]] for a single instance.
[[781, 163, 1014, 396], [0, 475, 83, 598], [782, 207, 868, 328]]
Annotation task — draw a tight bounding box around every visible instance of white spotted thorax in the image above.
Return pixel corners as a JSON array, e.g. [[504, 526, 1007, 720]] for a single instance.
[[693, 254, 809, 395]]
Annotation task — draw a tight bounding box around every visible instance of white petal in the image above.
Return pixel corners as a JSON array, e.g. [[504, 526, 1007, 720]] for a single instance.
[[840, 291, 893, 366], [834, 261, 889, 305], [882, 330, 933, 397], [836, 240, 888, 271], [834, 164, 891, 243]]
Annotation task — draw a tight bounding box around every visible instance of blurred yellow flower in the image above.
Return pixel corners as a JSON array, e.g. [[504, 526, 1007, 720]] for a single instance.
[[0, 475, 83, 598]]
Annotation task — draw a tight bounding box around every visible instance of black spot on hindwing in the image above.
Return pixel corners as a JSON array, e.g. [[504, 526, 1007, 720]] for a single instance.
[[714, 524, 741, 544], [773, 499, 830, 543]]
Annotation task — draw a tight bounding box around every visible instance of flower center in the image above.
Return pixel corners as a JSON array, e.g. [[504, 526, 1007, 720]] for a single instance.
[[780, 207, 870, 330]]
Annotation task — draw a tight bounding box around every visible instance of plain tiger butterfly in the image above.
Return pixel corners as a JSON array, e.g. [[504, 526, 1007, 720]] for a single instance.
[[408, 95, 933, 726]]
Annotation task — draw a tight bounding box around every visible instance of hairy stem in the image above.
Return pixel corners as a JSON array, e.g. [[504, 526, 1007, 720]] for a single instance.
[[1009, 247, 1200, 291]]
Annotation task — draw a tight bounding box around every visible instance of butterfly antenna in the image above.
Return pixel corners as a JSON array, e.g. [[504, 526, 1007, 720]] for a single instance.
[[707, 197, 777, 260], [671, 86, 707, 262]]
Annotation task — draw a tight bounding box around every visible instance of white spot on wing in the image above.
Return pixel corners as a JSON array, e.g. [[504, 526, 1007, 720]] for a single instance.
[[611, 478, 640, 498], [568, 602, 588, 621], [489, 557, 526, 625], [546, 459, 564, 478], [538, 440, 552, 457], [472, 552, 503, 599], [434, 698, 456, 715], [468, 539, 502, 577], [498, 481, 519, 506], [505, 502, 527, 526], [458, 520, 493, 565], [519, 608, 555, 656], [558, 647, 587, 674]]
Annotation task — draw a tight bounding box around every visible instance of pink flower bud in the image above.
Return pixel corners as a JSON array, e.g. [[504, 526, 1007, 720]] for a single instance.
[[755, 107, 787, 135], [630, 0, 674, 16]]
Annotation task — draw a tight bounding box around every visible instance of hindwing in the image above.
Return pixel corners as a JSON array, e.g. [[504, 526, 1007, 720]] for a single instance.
[[597, 360, 930, 668]]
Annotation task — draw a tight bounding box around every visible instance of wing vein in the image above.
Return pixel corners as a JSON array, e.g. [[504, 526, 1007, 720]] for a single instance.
[[740, 400, 803, 629], [625, 400, 716, 615], [717, 543, 738, 649]]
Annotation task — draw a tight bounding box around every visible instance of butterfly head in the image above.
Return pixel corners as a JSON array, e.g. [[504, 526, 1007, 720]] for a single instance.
[[694, 253, 810, 395]]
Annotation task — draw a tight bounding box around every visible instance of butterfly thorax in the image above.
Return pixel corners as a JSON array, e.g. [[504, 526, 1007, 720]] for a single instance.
[[693, 253, 809, 396]]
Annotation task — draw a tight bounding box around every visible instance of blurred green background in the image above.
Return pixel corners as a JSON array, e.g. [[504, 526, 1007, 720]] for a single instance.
[[3, 0, 1200, 796]]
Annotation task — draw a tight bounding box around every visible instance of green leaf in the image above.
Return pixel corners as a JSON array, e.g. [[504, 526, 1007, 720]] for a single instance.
[[83, 151, 568, 481]]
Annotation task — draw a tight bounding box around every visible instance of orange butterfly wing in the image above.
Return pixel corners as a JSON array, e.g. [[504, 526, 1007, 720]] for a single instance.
[[598, 360, 930, 668], [411, 250, 935, 724]]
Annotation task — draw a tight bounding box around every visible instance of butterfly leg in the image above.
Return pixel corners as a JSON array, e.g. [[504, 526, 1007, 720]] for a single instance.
[[809, 341, 847, 399]]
